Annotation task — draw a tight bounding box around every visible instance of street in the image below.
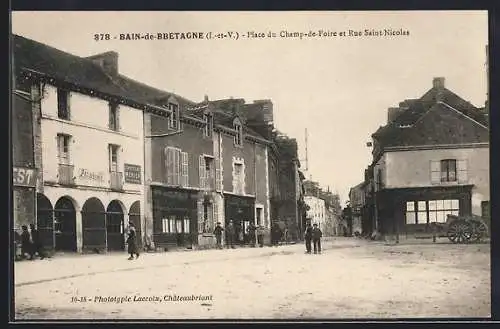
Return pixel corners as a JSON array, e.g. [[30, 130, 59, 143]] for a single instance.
[[14, 238, 490, 320]]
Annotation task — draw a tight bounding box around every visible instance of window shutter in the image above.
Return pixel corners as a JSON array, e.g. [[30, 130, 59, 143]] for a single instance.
[[67, 91, 72, 118], [197, 199, 204, 233], [181, 152, 188, 187], [165, 147, 173, 185], [199, 155, 205, 189], [213, 201, 219, 231], [215, 158, 222, 192], [457, 159, 468, 184], [173, 149, 180, 185], [430, 160, 440, 185]]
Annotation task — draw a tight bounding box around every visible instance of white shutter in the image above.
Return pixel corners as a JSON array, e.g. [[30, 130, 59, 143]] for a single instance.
[[173, 149, 181, 185], [165, 147, 173, 185], [430, 160, 441, 185], [181, 152, 188, 187], [457, 159, 468, 184], [197, 198, 204, 233], [199, 155, 206, 189]]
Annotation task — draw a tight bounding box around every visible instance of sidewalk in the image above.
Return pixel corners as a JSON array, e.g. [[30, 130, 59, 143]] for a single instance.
[[14, 237, 364, 286]]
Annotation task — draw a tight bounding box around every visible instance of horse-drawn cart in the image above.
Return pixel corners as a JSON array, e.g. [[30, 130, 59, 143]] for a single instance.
[[432, 214, 489, 244]]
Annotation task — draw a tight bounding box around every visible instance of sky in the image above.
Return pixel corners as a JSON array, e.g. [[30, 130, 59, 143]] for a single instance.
[[11, 11, 488, 205]]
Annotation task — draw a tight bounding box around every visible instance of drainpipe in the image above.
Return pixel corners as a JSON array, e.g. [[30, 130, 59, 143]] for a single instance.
[[253, 142, 258, 246]]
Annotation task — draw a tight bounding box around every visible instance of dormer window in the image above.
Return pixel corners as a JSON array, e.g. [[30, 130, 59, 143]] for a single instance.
[[168, 103, 179, 129], [204, 113, 213, 137], [234, 119, 243, 146]]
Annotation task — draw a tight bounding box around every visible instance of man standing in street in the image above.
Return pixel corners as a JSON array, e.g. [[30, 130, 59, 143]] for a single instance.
[[29, 224, 46, 259], [304, 221, 313, 254], [213, 222, 224, 249], [312, 223, 323, 254], [226, 220, 236, 249]]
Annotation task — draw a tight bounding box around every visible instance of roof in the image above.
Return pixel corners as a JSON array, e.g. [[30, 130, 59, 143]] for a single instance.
[[372, 84, 489, 151], [12, 34, 197, 111]]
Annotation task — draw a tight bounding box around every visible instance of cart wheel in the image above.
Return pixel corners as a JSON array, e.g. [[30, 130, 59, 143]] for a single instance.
[[470, 220, 489, 243], [447, 220, 472, 244]]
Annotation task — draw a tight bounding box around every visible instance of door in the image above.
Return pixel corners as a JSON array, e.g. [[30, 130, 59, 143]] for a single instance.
[[106, 200, 125, 251]]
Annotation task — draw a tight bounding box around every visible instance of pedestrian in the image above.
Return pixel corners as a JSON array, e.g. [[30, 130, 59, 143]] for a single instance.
[[126, 222, 140, 260], [257, 225, 265, 247], [20, 225, 33, 260], [226, 220, 236, 249], [304, 221, 313, 254], [29, 224, 46, 260], [312, 223, 323, 254], [213, 222, 224, 249], [247, 221, 256, 246]]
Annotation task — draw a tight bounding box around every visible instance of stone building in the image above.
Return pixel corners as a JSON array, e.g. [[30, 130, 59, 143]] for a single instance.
[[369, 77, 489, 239]]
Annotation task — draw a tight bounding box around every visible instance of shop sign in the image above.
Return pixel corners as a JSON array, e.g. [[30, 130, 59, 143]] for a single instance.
[[124, 164, 142, 184], [13, 167, 37, 187]]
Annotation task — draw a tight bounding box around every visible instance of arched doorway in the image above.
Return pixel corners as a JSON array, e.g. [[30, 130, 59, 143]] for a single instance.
[[129, 201, 142, 249], [54, 196, 77, 252], [106, 200, 125, 251], [36, 193, 54, 250], [82, 197, 106, 252]]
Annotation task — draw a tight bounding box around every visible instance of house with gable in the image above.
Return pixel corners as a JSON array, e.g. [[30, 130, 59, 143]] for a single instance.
[[370, 77, 489, 239]]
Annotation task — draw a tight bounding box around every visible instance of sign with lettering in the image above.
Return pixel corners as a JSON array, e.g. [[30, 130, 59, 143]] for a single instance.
[[79, 168, 104, 183], [124, 164, 142, 184], [12, 167, 37, 187]]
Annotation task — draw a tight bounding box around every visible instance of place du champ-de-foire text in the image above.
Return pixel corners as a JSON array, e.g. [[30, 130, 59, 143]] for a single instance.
[[94, 28, 410, 42]]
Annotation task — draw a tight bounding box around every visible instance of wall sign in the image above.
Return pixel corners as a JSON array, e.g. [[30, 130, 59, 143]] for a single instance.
[[13, 167, 37, 187], [124, 164, 142, 184], [79, 168, 104, 183]]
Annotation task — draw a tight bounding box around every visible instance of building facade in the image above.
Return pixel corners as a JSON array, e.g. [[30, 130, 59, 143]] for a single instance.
[[349, 182, 366, 236], [14, 35, 149, 253], [370, 77, 489, 239]]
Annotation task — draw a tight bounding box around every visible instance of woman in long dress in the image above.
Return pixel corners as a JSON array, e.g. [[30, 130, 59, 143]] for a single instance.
[[126, 222, 140, 260]]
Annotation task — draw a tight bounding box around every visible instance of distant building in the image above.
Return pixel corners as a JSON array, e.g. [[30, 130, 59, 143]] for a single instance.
[[348, 182, 366, 235]]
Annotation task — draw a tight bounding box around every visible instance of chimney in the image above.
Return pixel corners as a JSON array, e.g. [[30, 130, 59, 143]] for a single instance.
[[433, 77, 445, 89], [87, 51, 119, 76], [387, 107, 404, 124]]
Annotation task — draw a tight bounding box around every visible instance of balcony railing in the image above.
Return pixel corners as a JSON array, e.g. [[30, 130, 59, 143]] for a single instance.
[[201, 176, 215, 190], [58, 164, 75, 185], [110, 171, 123, 190]]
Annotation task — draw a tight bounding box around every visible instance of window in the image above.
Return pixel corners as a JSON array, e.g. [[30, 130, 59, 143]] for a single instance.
[[441, 159, 457, 182], [109, 144, 120, 172], [199, 156, 214, 189], [165, 147, 188, 186], [162, 217, 176, 233], [108, 103, 119, 131], [184, 217, 190, 234], [168, 103, 179, 129], [57, 134, 71, 164], [234, 123, 243, 146], [204, 113, 213, 137], [405, 199, 460, 225], [57, 88, 70, 120]]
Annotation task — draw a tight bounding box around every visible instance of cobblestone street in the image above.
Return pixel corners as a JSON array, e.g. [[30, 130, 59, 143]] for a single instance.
[[14, 238, 491, 320]]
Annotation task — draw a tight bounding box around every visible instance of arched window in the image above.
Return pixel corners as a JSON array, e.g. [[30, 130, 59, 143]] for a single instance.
[[233, 118, 243, 146]]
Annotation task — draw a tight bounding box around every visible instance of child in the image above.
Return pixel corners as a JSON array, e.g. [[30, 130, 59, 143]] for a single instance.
[[312, 223, 323, 254]]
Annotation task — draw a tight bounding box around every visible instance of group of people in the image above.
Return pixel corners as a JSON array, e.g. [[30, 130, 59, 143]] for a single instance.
[[304, 221, 323, 254], [15, 224, 46, 260], [213, 220, 267, 249]]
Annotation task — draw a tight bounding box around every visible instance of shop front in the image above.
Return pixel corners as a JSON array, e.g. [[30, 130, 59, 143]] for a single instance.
[[152, 187, 198, 248], [376, 185, 473, 237], [224, 194, 255, 245]]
